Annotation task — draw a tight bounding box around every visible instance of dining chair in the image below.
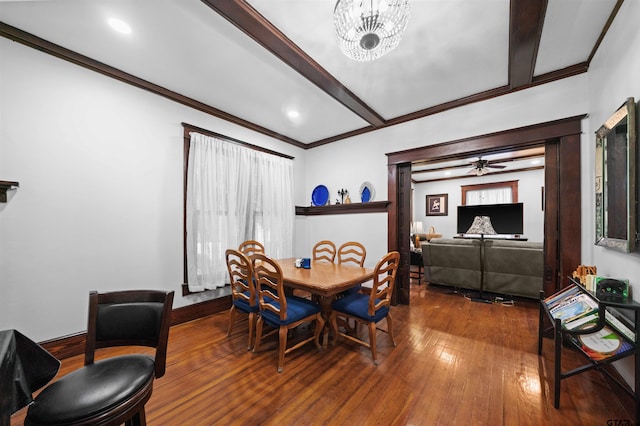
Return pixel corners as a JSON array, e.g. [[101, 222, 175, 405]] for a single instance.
[[251, 253, 324, 373], [337, 241, 367, 296], [337, 241, 366, 266], [25, 289, 174, 426], [226, 249, 259, 351], [330, 251, 400, 364], [238, 239, 265, 258], [312, 240, 337, 263]]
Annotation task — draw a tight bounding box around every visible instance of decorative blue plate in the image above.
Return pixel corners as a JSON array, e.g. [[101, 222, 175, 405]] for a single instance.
[[360, 182, 375, 203], [311, 185, 329, 206]]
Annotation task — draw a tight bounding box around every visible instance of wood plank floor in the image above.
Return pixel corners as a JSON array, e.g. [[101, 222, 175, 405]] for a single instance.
[[12, 282, 634, 425]]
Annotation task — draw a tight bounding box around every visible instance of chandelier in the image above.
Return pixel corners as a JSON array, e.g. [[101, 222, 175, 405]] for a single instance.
[[333, 0, 410, 62]]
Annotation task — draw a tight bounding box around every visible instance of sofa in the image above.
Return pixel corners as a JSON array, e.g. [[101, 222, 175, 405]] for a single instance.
[[422, 238, 543, 299]]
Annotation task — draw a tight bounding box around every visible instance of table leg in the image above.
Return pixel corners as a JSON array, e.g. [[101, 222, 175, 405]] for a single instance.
[[318, 296, 336, 348]]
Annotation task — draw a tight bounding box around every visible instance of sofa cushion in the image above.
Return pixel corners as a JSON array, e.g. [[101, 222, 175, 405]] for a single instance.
[[423, 238, 482, 290], [483, 240, 543, 298]]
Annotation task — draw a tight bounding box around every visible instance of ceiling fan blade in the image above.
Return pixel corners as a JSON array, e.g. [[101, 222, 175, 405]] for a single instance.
[[487, 164, 506, 169]]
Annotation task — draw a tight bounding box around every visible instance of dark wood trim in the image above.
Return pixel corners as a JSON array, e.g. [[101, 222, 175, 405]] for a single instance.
[[461, 180, 519, 205], [171, 295, 232, 326], [39, 296, 232, 359], [509, 0, 548, 88], [543, 141, 560, 296], [0, 180, 19, 202], [39, 332, 86, 361], [0, 22, 303, 148], [200, 0, 385, 127], [393, 164, 412, 305], [182, 122, 294, 160], [386, 114, 586, 165], [558, 133, 582, 289], [295, 201, 390, 216], [586, 0, 625, 65]]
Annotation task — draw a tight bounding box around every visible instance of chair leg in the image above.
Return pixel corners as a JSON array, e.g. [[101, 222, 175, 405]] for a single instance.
[[126, 408, 146, 426], [368, 321, 378, 364], [277, 326, 288, 373], [226, 305, 236, 337], [247, 312, 255, 351], [386, 312, 396, 346], [253, 316, 264, 354]]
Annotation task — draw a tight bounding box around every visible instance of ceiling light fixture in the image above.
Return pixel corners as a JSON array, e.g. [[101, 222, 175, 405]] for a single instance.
[[333, 0, 410, 62], [108, 18, 132, 35]]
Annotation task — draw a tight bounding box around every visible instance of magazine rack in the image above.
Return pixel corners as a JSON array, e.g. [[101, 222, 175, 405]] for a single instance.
[[538, 277, 640, 423]]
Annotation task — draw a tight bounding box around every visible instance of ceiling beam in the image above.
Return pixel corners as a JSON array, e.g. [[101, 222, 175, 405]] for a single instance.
[[509, 0, 548, 88], [201, 0, 386, 127], [412, 165, 545, 184]]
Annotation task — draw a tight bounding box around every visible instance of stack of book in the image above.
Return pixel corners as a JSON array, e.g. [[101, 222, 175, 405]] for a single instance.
[[544, 285, 599, 329]]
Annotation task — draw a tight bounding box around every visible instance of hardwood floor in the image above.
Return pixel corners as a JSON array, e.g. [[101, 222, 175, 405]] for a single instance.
[[12, 282, 633, 425]]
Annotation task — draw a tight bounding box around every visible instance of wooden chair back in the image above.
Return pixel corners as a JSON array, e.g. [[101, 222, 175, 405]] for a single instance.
[[252, 253, 287, 321], [312, 240, 337, 263], [225, 249, 256, 306], [84, 289, 174, 378], [367, 251, 400, 316], [337, 241, 366, 267], [238, 240, 265, 258]]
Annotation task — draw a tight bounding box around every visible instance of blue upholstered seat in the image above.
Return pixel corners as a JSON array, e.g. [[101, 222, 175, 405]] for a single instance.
[[331, 293, 389, 323], [259, 295, 321, 326]]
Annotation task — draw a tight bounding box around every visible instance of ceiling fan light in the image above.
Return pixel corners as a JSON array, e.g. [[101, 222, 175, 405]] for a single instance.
[[334, 0, 410, 62]]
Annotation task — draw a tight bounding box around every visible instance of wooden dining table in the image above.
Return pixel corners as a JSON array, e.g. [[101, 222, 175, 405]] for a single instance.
[[275, 258, 374, 346]]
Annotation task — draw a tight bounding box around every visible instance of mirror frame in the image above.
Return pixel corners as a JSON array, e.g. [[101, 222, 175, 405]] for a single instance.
[[595, 97, 637, 252]]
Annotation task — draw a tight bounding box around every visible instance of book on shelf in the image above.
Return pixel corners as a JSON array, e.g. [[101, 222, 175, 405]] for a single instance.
[[564, 312, 599, 331], [605, 308, 636, 343], [568, 324, 634, 361], [544, 285, 580, 310], [549, 293, 599, 324]]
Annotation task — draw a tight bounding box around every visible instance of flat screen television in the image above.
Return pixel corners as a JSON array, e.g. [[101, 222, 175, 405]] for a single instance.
[[456, 202, 524, 235]]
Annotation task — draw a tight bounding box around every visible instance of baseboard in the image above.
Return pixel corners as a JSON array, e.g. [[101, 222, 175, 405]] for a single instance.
[[40, 295, 231, 360]]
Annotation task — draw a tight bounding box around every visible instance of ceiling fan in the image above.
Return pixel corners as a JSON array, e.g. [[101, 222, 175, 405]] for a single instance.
[[467, 157, 506, 176]]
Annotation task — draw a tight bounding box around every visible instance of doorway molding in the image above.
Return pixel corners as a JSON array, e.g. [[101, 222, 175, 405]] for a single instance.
[[386, 114, 586, 304]]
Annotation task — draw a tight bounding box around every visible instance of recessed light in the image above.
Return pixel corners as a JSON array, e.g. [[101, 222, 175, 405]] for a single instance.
[[108, 18, 131, 35], [531, 159, 541, 165], [287, 109, 300, 120]]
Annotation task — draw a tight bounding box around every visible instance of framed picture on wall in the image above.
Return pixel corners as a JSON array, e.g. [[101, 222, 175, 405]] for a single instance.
[[426, 194, 448, 216]]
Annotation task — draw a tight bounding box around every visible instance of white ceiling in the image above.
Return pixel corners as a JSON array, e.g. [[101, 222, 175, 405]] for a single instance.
[[0, 0, 620, 153]]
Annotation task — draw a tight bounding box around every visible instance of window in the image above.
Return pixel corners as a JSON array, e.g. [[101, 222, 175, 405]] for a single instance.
[[461, 180, 518, 205]]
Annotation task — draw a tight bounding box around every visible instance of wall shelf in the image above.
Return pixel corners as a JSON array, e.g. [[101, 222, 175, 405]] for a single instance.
[[295, 201, 390, 216], [0, 181, 19, 202]]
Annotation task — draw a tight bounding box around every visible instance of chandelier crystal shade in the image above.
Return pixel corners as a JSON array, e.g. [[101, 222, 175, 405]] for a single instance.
[[334, 0, 410, 62]]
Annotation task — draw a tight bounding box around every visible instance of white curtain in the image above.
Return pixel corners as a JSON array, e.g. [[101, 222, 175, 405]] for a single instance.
[[186, 132, 294, 291], [466, 187, 512, 205]]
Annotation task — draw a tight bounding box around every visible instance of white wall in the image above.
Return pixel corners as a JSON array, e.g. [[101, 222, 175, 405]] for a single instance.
[[0, 38, 305, 341], [581, 0, 640, 386], [413, 169, 545, 241]]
